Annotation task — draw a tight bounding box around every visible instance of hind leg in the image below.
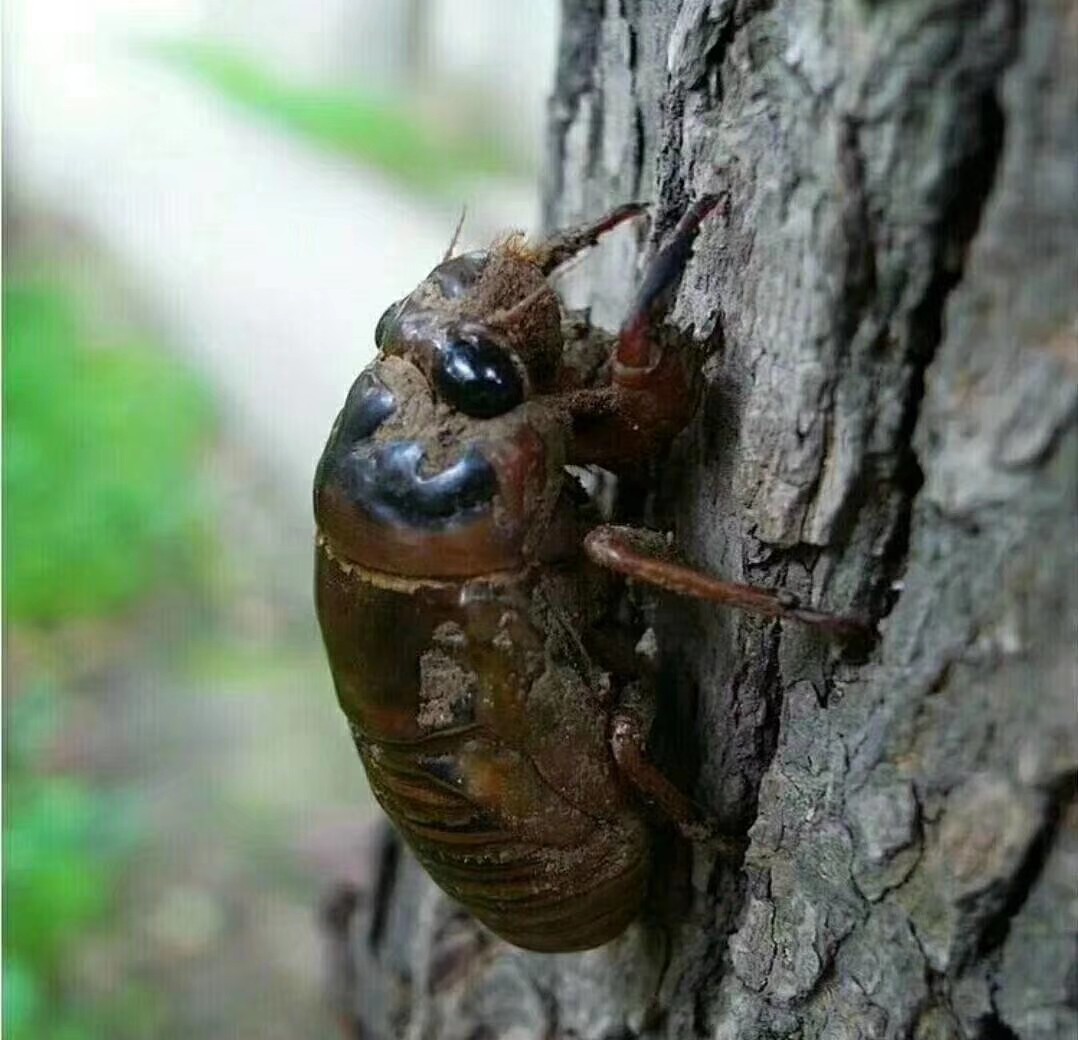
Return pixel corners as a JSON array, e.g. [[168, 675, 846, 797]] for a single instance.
[[610, 669, 746, 858]]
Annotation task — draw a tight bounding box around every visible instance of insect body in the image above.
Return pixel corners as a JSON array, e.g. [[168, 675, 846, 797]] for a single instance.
[[314, 199, 861, 952]]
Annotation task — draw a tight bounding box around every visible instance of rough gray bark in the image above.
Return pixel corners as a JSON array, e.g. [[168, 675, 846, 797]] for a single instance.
[[335, 2, 1077, 1036]]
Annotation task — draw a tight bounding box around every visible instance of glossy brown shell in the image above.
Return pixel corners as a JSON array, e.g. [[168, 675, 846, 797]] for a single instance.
[[315, 540, 650, 952]]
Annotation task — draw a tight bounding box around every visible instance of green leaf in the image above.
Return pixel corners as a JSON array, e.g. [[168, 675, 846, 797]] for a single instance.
[[2, 956, 43, 1036], [2, 281, 213, 621]]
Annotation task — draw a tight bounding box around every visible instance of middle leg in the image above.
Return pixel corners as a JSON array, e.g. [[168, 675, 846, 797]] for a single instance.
[[587, 525, 872, 639]]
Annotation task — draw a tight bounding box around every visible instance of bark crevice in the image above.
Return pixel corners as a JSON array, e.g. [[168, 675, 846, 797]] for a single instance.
[[874, 73, 1012, 622]]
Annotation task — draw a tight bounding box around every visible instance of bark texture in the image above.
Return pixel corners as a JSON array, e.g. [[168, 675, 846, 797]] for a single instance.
[[336, 2, 1077, 1036]]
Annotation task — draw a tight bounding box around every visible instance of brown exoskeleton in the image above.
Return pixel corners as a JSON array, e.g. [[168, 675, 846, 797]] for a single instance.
[[313, 198, 865, 953]]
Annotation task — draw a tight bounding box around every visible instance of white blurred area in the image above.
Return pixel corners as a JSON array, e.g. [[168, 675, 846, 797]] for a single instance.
[[5, 0, 559, 504]]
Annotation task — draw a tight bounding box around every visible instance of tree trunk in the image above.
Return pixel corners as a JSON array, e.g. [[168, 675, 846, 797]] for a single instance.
[[332, 2, 1077, 1036]]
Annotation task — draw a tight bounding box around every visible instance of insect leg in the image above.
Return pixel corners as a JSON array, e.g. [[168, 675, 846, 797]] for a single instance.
[[586, 524, 872, 640], [565, 196, 722, 470], [535, 202, 647, 273], [616, 194, 722, 368], [610, 704, 746, 857]]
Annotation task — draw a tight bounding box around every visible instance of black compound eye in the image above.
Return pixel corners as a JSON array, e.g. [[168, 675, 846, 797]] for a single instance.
[[434, 335, 524, 419]]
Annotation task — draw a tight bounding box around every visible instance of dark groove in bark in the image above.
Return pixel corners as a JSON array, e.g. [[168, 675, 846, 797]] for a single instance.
[[746, 623, 784, 821], [544, 0, 605, 229], [367, 824, 401, 951], [652, 87, 688, 242], [981, 1017, 1022, 1040], [876, 76, 1011, 621], [975, 775, 1076, 964]]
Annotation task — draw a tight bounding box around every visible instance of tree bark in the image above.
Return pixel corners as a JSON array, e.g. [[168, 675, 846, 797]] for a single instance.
[[334, 2, 1077, 1036]]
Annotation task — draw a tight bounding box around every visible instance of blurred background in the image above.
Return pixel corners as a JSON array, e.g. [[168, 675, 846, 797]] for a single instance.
[[4, 2, 558, 1036]]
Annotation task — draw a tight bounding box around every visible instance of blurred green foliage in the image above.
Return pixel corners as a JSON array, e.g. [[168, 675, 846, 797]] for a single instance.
[[4, 275, 212, 1037], [3, 683, 146, 1040], [153, 39, 518, 194], [3, 281, 212, 621]]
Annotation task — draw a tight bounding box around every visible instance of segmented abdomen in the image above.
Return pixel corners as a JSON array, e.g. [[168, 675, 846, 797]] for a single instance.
[[360, 736, 650, 953]]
